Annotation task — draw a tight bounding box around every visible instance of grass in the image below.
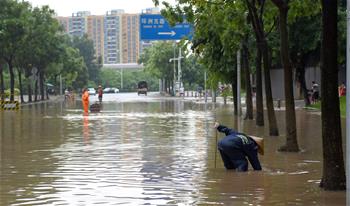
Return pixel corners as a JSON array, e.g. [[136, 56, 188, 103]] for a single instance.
[[307, 96, 346, 117]]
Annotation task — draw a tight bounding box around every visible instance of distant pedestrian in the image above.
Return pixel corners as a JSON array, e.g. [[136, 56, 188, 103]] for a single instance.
[[98, 85, 103, 102], [197, 86, 203, 98], [82, 88, 89, 113], [338, 82, 346, 97], [311, 81, 319, 104], [214, 122, 263, 171]]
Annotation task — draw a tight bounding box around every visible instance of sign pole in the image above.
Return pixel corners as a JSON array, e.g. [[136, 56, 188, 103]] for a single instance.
[[178, 48, 182, 85], [59, 75, 62, 95], [174, 42, 176, 96], [205, 71, 207, 103]]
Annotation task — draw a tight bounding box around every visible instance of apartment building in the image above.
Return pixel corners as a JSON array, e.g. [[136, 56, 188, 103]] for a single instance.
[[69, 11, 90, 37], [56, 9, 159, 64], [87, 15, 104, 60], [56, 16, 69, 33], [121, 14, 140, 63], [104, 10, 124, 64]]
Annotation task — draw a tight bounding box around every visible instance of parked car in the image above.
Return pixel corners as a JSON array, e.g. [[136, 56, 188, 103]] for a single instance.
[[103, 87, 119, 93], [88, 88, 96, 95], [137, 81, 148, 96], [103, 87, 113, 93]]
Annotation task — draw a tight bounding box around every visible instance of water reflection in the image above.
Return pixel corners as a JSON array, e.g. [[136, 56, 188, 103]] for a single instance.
[[83, 114, 90, 143], [0, 98, 346, 205]]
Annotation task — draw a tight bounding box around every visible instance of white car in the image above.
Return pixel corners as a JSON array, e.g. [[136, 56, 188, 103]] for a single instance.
[[88, 88, 96, 95], [113, 88, 120, 93]]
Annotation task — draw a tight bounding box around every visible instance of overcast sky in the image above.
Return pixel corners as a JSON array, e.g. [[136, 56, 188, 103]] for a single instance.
[[26, 0, 175, 16]]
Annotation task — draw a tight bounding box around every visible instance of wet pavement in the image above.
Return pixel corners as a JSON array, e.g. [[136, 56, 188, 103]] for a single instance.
[[0, 92, 346, 205]]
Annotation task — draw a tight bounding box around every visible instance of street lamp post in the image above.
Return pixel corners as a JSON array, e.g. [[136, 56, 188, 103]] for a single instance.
[[169, 48, 184, 96], [204, 70, 207, 103], [114, 69, 123, 89], [59, 75, 62, 95]]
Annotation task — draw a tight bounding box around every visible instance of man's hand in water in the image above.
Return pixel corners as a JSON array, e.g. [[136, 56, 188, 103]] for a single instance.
[[214, 122, 220, 129]]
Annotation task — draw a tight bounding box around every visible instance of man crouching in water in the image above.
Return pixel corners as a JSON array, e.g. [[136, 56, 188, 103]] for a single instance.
[[214, 122, 262, 171]]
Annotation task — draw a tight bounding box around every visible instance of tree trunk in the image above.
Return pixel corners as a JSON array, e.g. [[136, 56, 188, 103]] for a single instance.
[[8, 60, 15, 101], [27, 80, 32, 102], [25, 67, 33, 102], [243, 40, 253, 120], [320, 0, 346, 190], [255, 46, 264, 126], [232, 81, 237, 115], [246, 0, 278, 135], [34, 79, 38, 102], [39, 71, 45, 101], [273, 3, 299, 151], [261, 41, 279, 136], [0, 65, 4, 101], [212, 89, 216, 103], [18, 68, 25, 103], [296, 58, 311, 106]]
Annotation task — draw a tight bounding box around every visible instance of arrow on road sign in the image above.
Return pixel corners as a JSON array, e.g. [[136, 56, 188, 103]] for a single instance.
[[158, 31, 176, 36]]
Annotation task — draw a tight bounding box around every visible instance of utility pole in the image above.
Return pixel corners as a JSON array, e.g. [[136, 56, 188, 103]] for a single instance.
[[204, 71, 207, 103], [59, 75, 62, 95], [173, 42, 176, 96], [120, 68, 123, 89], [169, 47, 184, 96], [178, 48, 182, 87]]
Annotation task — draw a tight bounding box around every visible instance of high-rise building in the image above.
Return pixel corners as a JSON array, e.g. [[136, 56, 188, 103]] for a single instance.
[[140, 8, 160, 54], [87, 15, 104, 60], [104, 10, 124, 64], [69, 11, 90, 37], [56, 17, 70, 33], [56, 9, 158, 64], [121, 14, 139, 63]]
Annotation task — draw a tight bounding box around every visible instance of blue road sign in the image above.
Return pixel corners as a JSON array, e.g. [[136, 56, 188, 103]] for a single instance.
[[140, 14, 193, 40]]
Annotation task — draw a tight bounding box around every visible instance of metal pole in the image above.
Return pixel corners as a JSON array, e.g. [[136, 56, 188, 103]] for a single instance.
[[59, 75, 62, 95], [237, 49, 241, 116], [346, 1, 350, 202], [205, 70, 207, 103], [173, 42, 176, 96], [121, 68, 123, 89], [178, 48, 182, 85]]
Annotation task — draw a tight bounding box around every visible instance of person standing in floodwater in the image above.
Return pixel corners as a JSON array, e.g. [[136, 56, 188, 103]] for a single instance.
[[82, 88, 89, 113], [97, 85, 103, 102], [311, 81, 319, 104], [214, 122, 262, 171]]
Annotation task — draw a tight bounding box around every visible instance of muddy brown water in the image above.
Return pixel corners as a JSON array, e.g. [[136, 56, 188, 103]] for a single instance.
[[0, 96, 346, 205]]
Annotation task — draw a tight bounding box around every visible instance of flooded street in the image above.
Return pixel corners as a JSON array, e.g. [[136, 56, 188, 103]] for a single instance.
[[0, 93, 346, 205]]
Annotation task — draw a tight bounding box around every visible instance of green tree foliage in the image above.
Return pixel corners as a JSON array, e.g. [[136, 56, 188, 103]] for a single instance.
[[100, 69, 121, 88], [139, 41, 205, 93], [100, 68, 159, 92], [0, 0, 31, 100], [182, 55, 205, 90], [139, 41, 174, 82], [0, 0, 89, 101], [69, 35, 101, 84]]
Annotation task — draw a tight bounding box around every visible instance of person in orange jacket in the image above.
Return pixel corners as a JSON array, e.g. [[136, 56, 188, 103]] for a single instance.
[[82, 88, 89, 113]]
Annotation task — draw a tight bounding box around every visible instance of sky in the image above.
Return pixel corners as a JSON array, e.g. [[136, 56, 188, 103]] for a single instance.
[[26, 0, 175, 16]]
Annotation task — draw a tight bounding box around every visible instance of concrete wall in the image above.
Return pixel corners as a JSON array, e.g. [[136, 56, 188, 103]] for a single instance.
[[266, 67, 321, 100]]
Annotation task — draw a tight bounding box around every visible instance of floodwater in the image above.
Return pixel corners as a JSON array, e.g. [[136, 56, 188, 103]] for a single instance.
[[0, 93, 346, 205]]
